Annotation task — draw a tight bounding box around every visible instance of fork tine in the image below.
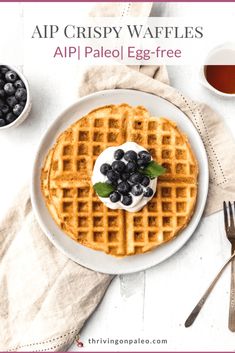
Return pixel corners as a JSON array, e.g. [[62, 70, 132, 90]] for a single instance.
[[223, 201, 229, 230], [229, 201, 235, 229]]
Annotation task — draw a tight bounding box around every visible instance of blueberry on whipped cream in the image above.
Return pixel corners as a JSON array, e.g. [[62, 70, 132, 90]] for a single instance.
[[92, 142, 166, 212]]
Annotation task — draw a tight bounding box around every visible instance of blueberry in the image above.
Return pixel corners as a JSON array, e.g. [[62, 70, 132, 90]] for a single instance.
[[1, 105, 9, 115], [100, 163, 111, 175], [106, 179, 118, 189], [124, 150, 137, 162], [144, 187, 154, 197], [15, 88, 27, 101], [117, 181, 131, 195], [114, 149, 124, 160], [0, 66, 8, 75], [0, 79, 4, 89], [7, 96, 18, 108], [122, 194, 133, 206], [0, 110, 3, 118], [0, 118, 6, 127], [138, 150, 151, 162], [141, 176, 150, 187], [0, 89, 5, 99], [5, 70, 18, 83], [5, 112, 16, 124], [129, 172, 144, 184], [109, 191, 121, 203], [107, 170, 120, 182], [4, 83, 15, 96], [131, 183, 143, 196], [14, 79, 25, 89], [137, 158, 149, 168], [13, 104, 24, 116], [125, 161, 137, 173], [120, 172, 130, 181], [112, 160, 125, 173]]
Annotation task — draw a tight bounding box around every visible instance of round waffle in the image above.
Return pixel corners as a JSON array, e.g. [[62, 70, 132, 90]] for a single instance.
[[41, 104, 198, 257]]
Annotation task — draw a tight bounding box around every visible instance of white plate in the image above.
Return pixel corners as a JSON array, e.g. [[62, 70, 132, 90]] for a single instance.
[[31, 89, 209, 275]]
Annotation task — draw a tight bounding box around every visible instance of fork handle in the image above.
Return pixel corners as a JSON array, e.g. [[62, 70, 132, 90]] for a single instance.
[[229, 255, 235, 331], [185, 252, 235, 328]]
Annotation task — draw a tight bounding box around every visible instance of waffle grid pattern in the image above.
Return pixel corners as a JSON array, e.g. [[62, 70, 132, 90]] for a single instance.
[[57, 183, 125, 255], [41, 104, 198, 257], [124, 113, 197, 255], [126, 116, 196, 180]]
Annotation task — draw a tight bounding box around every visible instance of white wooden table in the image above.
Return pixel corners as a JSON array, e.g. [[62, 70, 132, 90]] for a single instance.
[[0, 2, 235, 351]]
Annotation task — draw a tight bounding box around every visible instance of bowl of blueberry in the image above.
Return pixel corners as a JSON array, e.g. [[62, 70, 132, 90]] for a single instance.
[[0, 64, 31, 129]]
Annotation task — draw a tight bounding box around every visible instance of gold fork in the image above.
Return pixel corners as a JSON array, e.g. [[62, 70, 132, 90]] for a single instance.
[[185, 201, 235, 328]]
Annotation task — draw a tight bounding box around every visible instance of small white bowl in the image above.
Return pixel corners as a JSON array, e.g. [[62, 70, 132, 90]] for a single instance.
[[0, 64, 32, 130], [199, 43, 235, 98]]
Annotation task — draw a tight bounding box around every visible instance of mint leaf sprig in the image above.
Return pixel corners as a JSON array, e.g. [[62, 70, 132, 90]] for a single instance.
[[93, 182, 114, 197], [140, 161, 166, 179]]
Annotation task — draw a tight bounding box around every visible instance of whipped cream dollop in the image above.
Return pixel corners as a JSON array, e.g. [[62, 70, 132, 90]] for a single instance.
[[92, 142, 157, 212]]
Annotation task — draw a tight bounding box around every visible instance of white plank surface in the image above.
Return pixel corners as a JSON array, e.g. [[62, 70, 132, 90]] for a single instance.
[[0, 2, 235, 351]]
